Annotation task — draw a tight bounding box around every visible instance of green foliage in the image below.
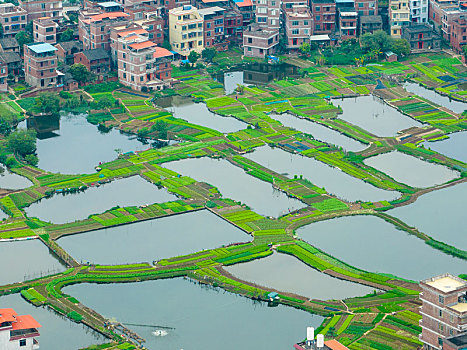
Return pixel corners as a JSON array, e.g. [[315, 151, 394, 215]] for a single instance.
[[70, 63, 95, 83], [59, 28, 74, 42], [35, 92, 60, 116], [188, 50, 200, 66], [7, 128, 36, 157]]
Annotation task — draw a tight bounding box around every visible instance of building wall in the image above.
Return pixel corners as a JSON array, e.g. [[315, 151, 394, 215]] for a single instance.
[[33, 19, 57, 44], [355, 0, 378, 16], [0, 4, 27, 37], [255, 0, 281, 30], [24, 45, 58, 89], [450, 18, 467, 53], [169, 6, 204, 56], [311, 1, 336, 34], [284, 10, 312, 49], [389, 0, 410, 37], [19, 0, 62, 22], [243, 30, 279, 57]]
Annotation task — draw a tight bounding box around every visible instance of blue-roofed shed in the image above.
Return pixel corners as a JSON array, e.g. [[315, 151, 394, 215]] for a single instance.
[[27, 42, 57, 54]]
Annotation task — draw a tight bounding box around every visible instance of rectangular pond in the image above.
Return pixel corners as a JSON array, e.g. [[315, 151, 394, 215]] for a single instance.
[[65, 278, 324, 350], [272, 113, 367, 153], [404, 82, 467, 114], [0, 239, 65, 286], [389, 181, 467, 251], [363, 151, 459, 188], [163, 157, 306, 217], [26, 175, 177, 224], [423, 132, 467, 163], [245, 146, 400, 203], [156, 96, 247, 133], [0, 293, 105, 350], [225, 252, 375, 300], [28, 113, 148, 174], [334, 96, 423, 137], [297, 215, 466, 281], [58, 210, 250, 264]]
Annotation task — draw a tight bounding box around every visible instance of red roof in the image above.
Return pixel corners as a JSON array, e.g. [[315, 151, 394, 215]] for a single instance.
[[153, 46, 173, 58], [89, 12, 129, 22], [0, 309, 17, 323], [11, 315, 41, 331], [324, 340, 350, 350], [201, 0, 227, 3], [234, 0, 252, 7], [117, 28, 148, 37], [129, 40, 156, 50]]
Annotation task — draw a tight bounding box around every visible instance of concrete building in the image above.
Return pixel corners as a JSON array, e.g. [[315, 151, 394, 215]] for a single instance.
[[401, 23, 441, 51], [168, 5, 204, 56], [74, 48, 110, 74], [0, 308, 41, 350], [0, 3, 27, 37], [443, 333, 467, 350], [230, 0, 254, 24], [55, 40, 83, 64], [255, 0, 281, 31], [198, 6, 228, 50], [0, 51, 22, 77], [243, 22, 279, 57], [0, 38, 20, 53], [18, 0, 63, 22], [283, 6, 313, 49], [116, 33, 172, 91], [33, 17, 57, 44], [0, 60, 7, 92], [450, 16, 467, 53], [124, 4, 165, 45], [355, 0, 377, 16], [24, 42, 58, 89], [79, 10, 129, 50], [420, 274, 467, 350], [410, 0, 429, 24], [224, 8, 243, 41], [389, 0, 410, 37], [359, 14, 382, 33], [429, 0, 457, 31], [338, 9, 357, 38], [310, 0, 336, 34]]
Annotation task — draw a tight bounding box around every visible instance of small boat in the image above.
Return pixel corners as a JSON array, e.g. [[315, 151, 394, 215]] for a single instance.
[[152, 329, 168, 337]]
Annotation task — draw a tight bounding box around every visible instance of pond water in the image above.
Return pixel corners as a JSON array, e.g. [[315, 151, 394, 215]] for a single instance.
[[334, 96, 423, 137], [0, 166, 33, 190], [223, 71, 245, 95], [26, 113, 148, 174], [0, 293, 105, 350], [156, 96, 246, 133], [225, 252, 374, 300], [423, 132, 467, 163], [272, 113, 367, 153], [26, 175, 177, 224], [163, 157, 306, 217], [404, 82, 467, 114], [58, 210, 250, 264], [66, 278, 323, 350], [242, 63, 300, 85], [245, 146, 399, 203], [0, 239, 65, 285], [298, 215, 467, 281], [389, 181, 467, 251], [363, 151, 459, 188]]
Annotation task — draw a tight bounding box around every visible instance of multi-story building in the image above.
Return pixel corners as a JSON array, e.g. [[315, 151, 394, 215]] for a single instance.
[[389, 0, 410, 36], [359, 14, 382, 33], [255, 0, 281, 30], [283, 6, 313, 49], [199, 6, 227, 50], [33, 17, 57, 44], [116, 33, 172, 90], [450, 16, 467, 53], [18, 0, 63, 22], [168, 5, 204, 56], [0, 38, 20, 53], [224, 8, 243, 41], [74, 48, 111, 74], [243, 22, 279, 57], [355, 0, 377, 16], [79, 10, 129, 50], [401, 23, 441, 51], [0, 60, 7, 92], [0, 308, 41, 350], [410, 0, 428, 24], [230, 0, 254, 24], [443, 333, 467, 350], [310, 0, 336, 34], [420, 274, 467, 350], [0, 51, 22, 77], [24, 42, 58, 89], [0, 3, 27, 37], [55, 40, 83, 64], [429, 0, 457, 31], [338, 9, 357, 38], [193, 0, 229, 9]]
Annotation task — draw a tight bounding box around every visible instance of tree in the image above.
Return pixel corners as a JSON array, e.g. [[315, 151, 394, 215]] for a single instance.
[[7, 129, 36, 157], [97, 95, 113, 109], [299, 42, 311, 56], [70, 63, 94, 83], [154, 120, 168, 139], [15, 31, 32, 53], [360, 30, 391, 54], [161, 40, 172, 51], [35, 92, 60, 116], [188, 50, 200, 67], [202, 47, 217, 63], [236, 84, 245, 94], [59, 28, 74, 42], [391, 38, 410, 56]]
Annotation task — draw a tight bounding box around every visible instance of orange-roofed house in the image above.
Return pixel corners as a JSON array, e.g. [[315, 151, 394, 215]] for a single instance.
[[294, 338, 350, 350], [116, 33, 173, 91], [0, 308, 41, 350], [79, 9, 129, 50]]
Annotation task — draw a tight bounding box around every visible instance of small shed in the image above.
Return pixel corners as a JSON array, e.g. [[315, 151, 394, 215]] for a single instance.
[[385, 51, 398, 62], [267, 292, 279, 300]]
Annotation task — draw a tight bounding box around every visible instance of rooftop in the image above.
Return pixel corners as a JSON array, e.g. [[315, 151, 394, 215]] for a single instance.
[[0, 37, 19, 49], [27, 42, 57, 53], [55, 40, 82, 52], [153, 46, 173, 58], [449, 303, 467, 313], [232, 0, 253, 8], [117, 28, 148, 37], [423, 274, 467, 293], [403, 23, 435, 32], [445, 333, 467, 347], [97, 1, 121, 6], [129, 40, 156, 50], [360, 15, 383, 23], [82, 48, 109, 61], [11, 315, 41, 331], [198, 6, 225, 15], [0, 308, 17, 323], [89, 11, 129, 22], [200, 0, 228, 3], [325, 339, 350, 350]]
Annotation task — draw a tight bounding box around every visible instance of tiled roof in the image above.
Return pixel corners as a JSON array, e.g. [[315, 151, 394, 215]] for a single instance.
[[89, 11, 128, 22], [233, 0, 252, 7], [117, 28, 148, 37], [153, 46, 173, 58], [82, 48, 110, 61], [129, 40, 156, 50]]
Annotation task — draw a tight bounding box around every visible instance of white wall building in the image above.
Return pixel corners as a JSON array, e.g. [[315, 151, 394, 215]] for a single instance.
[[0, 308, 41, 350]]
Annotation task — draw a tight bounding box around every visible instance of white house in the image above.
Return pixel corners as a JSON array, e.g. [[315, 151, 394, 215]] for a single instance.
[[0, 308, 41, 350]]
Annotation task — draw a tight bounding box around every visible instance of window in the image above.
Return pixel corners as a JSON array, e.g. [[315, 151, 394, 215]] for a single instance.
[[292, 20, 299, 25], [248, 47, 251, 51], [20, 339, 26, 347], [439, 295, 445, 304], [4, 18, 8, 23], [198, 40, 203, 45], [292, 29, 299, 34], [316, 6, 320, 11], [41, 3, 45, 8], [316, 24, 320, 30], [439, 309, 443, 317], [316, 15, 320, 21], [304, 20, 309, 25]]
